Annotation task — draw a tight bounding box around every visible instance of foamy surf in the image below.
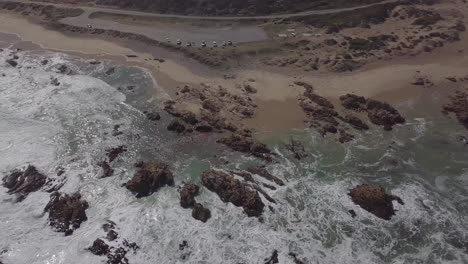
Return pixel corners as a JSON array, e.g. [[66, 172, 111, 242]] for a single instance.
[[0, 48, 468, 264]]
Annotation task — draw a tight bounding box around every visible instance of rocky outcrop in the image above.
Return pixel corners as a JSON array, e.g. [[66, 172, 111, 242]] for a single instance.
[[44, 192, 89, 235], [349, 184, 404, 220], [202, 170, 264, 217], [218, 131, 274, 162], [340, 94, 405, 130], [2, 165, 47, 200], [125, 162, 174, 198], [180, 183, 200, 209], [442, 90, 468, 129]]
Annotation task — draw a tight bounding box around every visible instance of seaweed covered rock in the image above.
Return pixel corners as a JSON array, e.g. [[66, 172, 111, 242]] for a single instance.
[[125, 162, 174, 198], [2, 165, 47, 199], [44, 192, 89, 235], [349, 184, 404, 220], [180, 183, 200, 209], [202, 170, 264, 217]]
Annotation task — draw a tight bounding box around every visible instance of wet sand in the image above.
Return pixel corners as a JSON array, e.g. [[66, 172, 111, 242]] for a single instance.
[[1, 10, 468, 132]]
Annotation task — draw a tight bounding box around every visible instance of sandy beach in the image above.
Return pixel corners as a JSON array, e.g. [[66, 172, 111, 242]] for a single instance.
[[1, 6, 468, 132]]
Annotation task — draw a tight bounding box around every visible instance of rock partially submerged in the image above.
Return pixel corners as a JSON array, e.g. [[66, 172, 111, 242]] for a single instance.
[[179, 183, 211, 222], [247, 166, 284, 186], [2, 165, 47, 199], [442, 90, 468, 129], [202, 170, 264, 217], [349, 184, 404, 220], [218, 132, 274, 162], [340, 94, 405, 130], [88, 239, 110, 256], [44, 192, 89, 235], [284, 138, 308, 160], [192, 203, 211, 223], [87, 220, 140, 263], [106, 146, 127, 162], [180, 183, 199, 209], [125, 162, 174, 198]]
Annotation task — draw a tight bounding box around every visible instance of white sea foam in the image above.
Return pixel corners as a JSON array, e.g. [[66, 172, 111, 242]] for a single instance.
[[1, 49, 468, 264]]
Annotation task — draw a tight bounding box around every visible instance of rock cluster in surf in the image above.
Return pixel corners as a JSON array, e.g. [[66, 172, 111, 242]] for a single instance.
[[44, 192, 89, 235], [87, 220, 140, 264], [179, 183, 211, 222]]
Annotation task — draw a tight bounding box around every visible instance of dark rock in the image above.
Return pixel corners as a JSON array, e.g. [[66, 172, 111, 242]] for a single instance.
[[244, 84, 257, 94], [195, 124, 213, 133], [105, 67, 115, 75], [2, 165, 47, 197], [446, 77, 458, 82], [125, 162, 174, 198], [247, 166, 284, 186], [264, 250, 279, 264], [284, 138, 308, 160], [106, 146, 127, 162], [87, 239, 110, 256], [191, 203, 211, 222], [343, 114, 369, 130], [202, 99, 222, 113], [106, 230, 118, 241], [44, 192, 89, 235], [6, 59, 17, 67], [180, 183, 200, 209], [145, 111, 161, 121], [50, 77, 60, 86], [40, 59, 49, 65], [202, 170, 264, 217], [366, 99, 405, 130], [338, 129, 355, 143], [324, 39, 338, 46], [349, 184, 404, 220], [179, 240, 188, 250], [288, 252, 305, 264], [340, 94, 367, 111], [107, 247, 128, 264], [442, 90, 468, 129], [180, 111, 198, 125], [349, 209, 357, 218], [167, 120, 186, 133], [98, 161, 114, 178], [340, 94, 405, 130], [218, 133, 273, 162]]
